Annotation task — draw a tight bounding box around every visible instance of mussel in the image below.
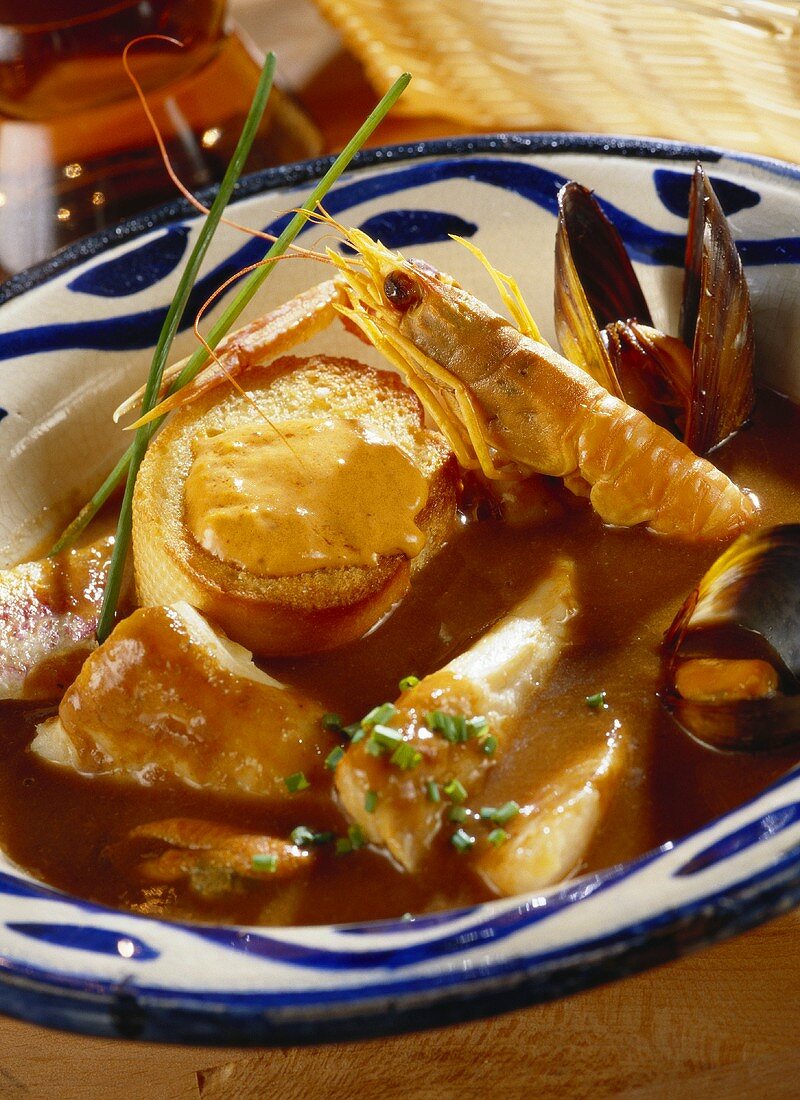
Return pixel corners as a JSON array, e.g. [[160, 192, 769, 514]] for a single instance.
[[662, 524, 800, 751], [554, 164, 754, 454]]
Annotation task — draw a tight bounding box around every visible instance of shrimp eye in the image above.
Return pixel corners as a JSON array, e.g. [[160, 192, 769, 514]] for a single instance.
[[384, 270, 422, 313]]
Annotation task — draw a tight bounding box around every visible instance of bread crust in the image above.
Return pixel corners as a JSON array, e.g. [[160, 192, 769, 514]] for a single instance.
[[132, 354, 458, 655]]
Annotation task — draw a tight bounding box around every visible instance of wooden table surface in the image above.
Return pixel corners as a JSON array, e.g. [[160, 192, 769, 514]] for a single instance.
[[2, 3, 799, 1096]]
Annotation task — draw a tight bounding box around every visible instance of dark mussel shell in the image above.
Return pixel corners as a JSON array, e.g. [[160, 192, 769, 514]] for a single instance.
[[555, 181, 651, 398], [680, 163, 755, 454], [554, 167, 755, 455], [663, 524, 800, 751], [602, 320, 692, 435]]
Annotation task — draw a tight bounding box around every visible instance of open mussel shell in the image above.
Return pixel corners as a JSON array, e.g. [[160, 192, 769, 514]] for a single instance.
[[602, 321, 692, 435], [663, 524, 800, 751], [555, 168, 755, 458], [680, 163, 755, 454], [667, 694, 800, 753], [554, 182, 652, 398]]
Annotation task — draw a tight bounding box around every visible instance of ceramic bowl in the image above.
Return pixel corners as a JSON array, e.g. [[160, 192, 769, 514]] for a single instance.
[[1, 134, 800, 1044]]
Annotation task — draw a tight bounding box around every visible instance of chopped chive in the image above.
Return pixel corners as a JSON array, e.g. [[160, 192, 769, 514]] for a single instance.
[[426, 710, 459, 742], [371, 724, 403, 750], [335, 824, 366, 855], [487, 828, 509, 847], [426, 711, 489, 745], [465, 716, 490, 738], [365, 738, 383, 757], [480, 734, 498, 756], [480, 800, 519, 825], [451, 829, 476, 852], [364, 790, 378, 814], [398, 674, 420, 691], [291, 825, 315, 846], [348, 725, 366, 744], [284, 772, 310, 793], [322, 713, 343, 732], [252, 853, 278, 873], [324, 745, 345, 771], [586, 691, 608, 710], [290, 825, 334, 848], [443, 778, 468, 804], [361, 702, 397, 729], [426, 780, 441, 803], [448, 805, 468, 823], [61, 70, 411, 604], [493, 801, 520, 825], [390, 742, 423, 770]]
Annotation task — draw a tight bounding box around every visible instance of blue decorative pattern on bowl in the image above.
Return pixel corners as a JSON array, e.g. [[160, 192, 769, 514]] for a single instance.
[[1, 134, 800, 1045]]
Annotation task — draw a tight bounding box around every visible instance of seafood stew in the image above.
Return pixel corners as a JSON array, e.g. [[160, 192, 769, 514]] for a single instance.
[[1, 164, 799, 930]]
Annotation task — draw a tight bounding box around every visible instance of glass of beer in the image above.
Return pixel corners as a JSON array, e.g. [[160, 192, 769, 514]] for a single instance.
[[0, 1, 321, 278]]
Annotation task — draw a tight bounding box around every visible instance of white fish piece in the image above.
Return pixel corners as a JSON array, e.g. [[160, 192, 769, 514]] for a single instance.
[[335, 557, 580, 872], [31, 601, 337, 801], [475, 730, 626, 895], [0, 536, 112, 701]]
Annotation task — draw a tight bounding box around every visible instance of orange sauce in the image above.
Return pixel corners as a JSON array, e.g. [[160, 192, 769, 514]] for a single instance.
[[0, 389, 798, 926], [185, 417, 429, 575]]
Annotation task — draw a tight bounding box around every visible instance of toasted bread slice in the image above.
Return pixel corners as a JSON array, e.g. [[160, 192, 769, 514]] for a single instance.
[[132, 354, 458, 656]]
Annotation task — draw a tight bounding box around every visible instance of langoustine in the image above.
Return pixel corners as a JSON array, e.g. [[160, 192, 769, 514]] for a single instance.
[[325, 226, 755, 539]]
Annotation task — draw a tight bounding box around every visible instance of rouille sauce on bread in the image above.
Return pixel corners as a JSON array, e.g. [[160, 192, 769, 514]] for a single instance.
[[185, 416, 430, 576]]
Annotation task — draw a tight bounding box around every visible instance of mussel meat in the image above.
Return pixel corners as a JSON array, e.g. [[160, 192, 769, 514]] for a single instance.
[[662, 524, 800, 751]]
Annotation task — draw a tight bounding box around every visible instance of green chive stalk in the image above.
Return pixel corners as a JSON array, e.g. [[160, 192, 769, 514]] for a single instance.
[[54, 70, 411, 645], [93, 52, 278, 641]]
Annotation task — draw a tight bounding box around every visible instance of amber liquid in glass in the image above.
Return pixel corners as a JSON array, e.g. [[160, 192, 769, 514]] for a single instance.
[[0, 1, 321, 277]]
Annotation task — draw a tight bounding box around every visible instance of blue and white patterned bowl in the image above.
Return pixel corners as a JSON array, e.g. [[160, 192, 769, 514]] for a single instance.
[[1, 134, 800, 1045]]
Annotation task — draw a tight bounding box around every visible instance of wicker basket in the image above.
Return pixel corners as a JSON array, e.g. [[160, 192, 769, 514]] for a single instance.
[[314, 0, 800, 161]]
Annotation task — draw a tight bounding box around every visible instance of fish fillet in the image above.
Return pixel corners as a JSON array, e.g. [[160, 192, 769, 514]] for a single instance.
[[0, 537, 112, 701], [335, 557, 581, 872], [31, 601, 337, 800]]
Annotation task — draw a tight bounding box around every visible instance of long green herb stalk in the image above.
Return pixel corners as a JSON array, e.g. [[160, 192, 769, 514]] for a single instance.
[[63, 68, 409, 642]]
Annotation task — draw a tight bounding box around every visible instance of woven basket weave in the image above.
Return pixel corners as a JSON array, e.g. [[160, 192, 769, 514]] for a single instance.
[[314, 0, 800, 161]]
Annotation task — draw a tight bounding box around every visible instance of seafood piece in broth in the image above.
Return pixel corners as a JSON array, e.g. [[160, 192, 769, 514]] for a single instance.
[[108, 818, 316, 899], [664, 524, 800, 751], [0, 537, 115, 702], [335, 558, 625, 892], [31, 601, 337, 800], [475, 731, 625, 895]]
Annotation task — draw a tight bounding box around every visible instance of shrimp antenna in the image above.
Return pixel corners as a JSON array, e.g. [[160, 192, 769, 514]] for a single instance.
[[122, 36, 321, 264]]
